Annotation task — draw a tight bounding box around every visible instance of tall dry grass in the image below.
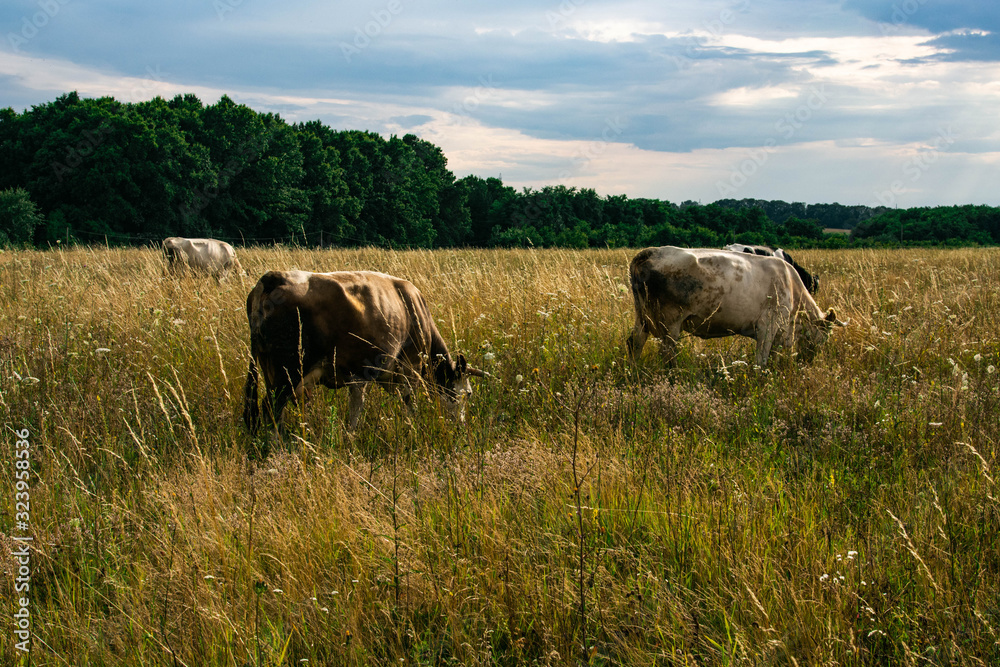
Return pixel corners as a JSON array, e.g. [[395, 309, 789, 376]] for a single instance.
[[1, 246, 998, 666]]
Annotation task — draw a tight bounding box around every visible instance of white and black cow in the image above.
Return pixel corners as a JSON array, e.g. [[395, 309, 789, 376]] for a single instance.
[[162, 237, 240, 281], [243, 270, 484, 434], [627, 246, 845, 367], [723, 243, 819, 294]]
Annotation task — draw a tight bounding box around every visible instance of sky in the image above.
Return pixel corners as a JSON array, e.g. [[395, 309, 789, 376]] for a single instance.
[[2, 0, 999, 207]]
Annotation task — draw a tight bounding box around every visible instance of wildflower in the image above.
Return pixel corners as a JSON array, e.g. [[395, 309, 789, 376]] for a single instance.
[[483, 352, 495, 362], [95, 347, 111, 354], [273, 588, 283, 594], [847, 551, 858, 559], [820, 574, 829, 582], [204, 575, 216, 580], [515, 374, 524, 383], [171, 318, 185, 327], [974, 353, 982, 362], [988, 365, 996, 374], [929, 422, 943, 428]]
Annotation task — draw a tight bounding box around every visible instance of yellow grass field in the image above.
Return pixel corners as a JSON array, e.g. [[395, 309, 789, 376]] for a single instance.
[[1, 246, 998, 666]]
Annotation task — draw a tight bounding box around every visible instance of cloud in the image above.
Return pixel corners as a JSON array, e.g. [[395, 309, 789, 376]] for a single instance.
[[2, 0, 1000, 206]]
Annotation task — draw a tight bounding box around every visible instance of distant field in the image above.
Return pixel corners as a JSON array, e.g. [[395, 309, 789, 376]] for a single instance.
[[1, 246, 998, 665], [823, 228, 852, 235]]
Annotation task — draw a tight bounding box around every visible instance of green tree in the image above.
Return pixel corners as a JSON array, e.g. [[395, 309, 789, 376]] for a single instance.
[[0, 187, 43, 245]]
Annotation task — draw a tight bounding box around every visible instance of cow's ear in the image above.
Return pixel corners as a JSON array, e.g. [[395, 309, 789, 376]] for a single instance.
[[456, 354, 467, 374], [825, 308, 848, 327]]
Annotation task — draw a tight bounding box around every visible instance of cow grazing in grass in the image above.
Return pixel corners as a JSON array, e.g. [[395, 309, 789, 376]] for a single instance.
[[162, 237, 239, 281], [243, 270, 484, 434], [723, 243, 819, 294], [627, 246, 845, 368]]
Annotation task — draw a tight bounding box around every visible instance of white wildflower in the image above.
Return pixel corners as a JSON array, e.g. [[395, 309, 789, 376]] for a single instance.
[[820, 574, 829, 582], [974, 353, 982, 362], [988, 365, 996, 375], [95, 347, 111, 354], [483, 352, 495, 362]]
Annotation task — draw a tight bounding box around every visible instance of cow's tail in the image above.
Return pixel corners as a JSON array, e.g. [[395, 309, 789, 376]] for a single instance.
[[628, 249, 656, 311], [243, 354, 261, 435]]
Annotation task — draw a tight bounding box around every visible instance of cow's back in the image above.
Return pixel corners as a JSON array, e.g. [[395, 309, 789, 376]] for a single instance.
[[247, 270, 434, 385], [630, 246, 799, 333]]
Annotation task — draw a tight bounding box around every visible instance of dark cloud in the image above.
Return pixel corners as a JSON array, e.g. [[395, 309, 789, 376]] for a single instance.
[[921, 31, 1000, 62], [843, 0, 1000, 32]]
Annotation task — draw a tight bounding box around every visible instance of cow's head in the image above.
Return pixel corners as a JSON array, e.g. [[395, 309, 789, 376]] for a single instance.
[[162, 238, 185, 274], [797, 308, 847, 361], [433, 354, 485, 423]]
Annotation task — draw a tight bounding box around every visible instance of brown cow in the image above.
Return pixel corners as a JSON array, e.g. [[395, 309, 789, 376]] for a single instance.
[[243, 270, 483, 434], [627, 246, 845, 367]]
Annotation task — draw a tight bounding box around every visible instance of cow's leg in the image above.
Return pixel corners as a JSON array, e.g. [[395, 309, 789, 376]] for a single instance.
[[659, 325, 682, 366], [626, 320, 649, 362], [293, 367, 325, 405], [347, 383, 367, 431], [754, 319, 781, 368], [266, 384, 294, 432]]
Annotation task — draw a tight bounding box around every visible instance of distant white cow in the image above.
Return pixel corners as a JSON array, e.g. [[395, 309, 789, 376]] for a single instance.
[[627, 246, 845, 368], [162, 237, 239, 281], [723, 243, 819, 294]]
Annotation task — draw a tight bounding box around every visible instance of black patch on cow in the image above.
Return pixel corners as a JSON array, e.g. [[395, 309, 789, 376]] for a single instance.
[[257, 271, 291, 295], [632, 257, 703, 308], [778, 250, 819, 294]]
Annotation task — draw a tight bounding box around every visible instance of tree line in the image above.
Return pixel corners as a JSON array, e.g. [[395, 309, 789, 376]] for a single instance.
[[1, 92, 998, 249]]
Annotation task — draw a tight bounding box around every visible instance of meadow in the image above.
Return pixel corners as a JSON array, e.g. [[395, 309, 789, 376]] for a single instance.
[[0, 245, 998, 666]]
